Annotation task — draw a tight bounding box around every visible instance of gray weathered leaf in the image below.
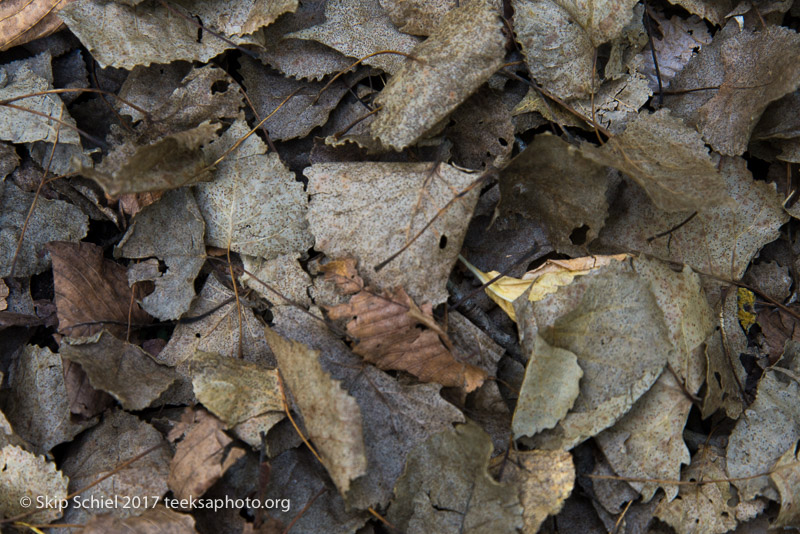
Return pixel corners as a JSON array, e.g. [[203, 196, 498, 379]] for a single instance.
[[0, 445, 68, 524], [379, 0, 456, 35]]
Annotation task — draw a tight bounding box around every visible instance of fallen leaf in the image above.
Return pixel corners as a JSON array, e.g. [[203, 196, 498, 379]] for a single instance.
[[60, 331, 177, 411], [115, 188, 205, 320], [167, 407, 246, 502], [0, 445, 68, 523], [318, 257, 365, 296], [769, 443, 800, 529], [185, 0, 297, 36], [595, 156, 787, 280], [60, 409, 171, 524], [664, 23, 800, 156], [188, 351, 284, 448], [82, 506, 197, 534], [513, 261, 673, 450], [387, 421, 523, 534], [306, 162, 479, 305], [0, 279, 8, 311], [446, 87, 514, 170], [726, 360, 800, 501], [241, 253, 312, 307], [195, 119, 314, 259], [665, 0, 736, 25], [655, 445, 767, 534], [0, 344, 94, 453], [370, 0, 506, 150], [62, 358, 114, 419], [1, 182, 88, 278], [288, 0, 420, 75], [272, 305, 465, 509], [264, 326, 368, 496], [326, 283, 488, 391], [499, 133, 612, 253], [47, 241, 152, 338], [58, 0, 249, 69], [0, 0, 75, 51], [579, 109, 728, 212], [493, 449, 575, 533], [379, 0, 456, 36]]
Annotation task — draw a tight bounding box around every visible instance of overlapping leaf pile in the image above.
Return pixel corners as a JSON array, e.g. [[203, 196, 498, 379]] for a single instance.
[[1, 0, 800, 532]]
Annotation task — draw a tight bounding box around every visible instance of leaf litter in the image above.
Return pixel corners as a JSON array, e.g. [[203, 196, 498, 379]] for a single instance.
[[3, 1, 800, 532]]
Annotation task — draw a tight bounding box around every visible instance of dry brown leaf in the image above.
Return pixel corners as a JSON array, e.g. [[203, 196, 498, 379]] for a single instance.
[[0, 445, 68, 524], [318, 257, 365, 295], [60, 409, 172, 525], [272, 306, 465, 509], [595, 156, 787, 280], [665, 24, 800, 156], [499, 133, 612, 254], [579, 109, 728, 212], [167, 408, 246, 502], [493, 449, 575, 533], [60, 331, 177, 411], [1, 182, 88, 278], [306, 162, 479, 305], [379, 0, 456, 35], [326, 284, 487, 392], [446, 88, 514, 170], [47, 241, 152, 338], [188, 351, 284, 448], [0, 0, 74, 51], [288, 0, 420, 75], [0, 344, 94, 453], [62, 358, 114, 419], [387, 421, 523, 534], [83, 507, 197, 534], [370, 0, 506, 150], [264, 327, 367, 496]]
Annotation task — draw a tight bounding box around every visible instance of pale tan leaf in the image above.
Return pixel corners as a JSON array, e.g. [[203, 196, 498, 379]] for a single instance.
[[60, 331, 177, 411], [288, 0, 420, 75], [264, 326, 368, 496], [241, 253, 312, 307], [0, 445, 68, 523], [326, 285, 487, 392], [499, 133, 612, 253], [1, 182, 88, 278], [0, 0, 75, 51], [167, 408, 245, 502], [387, 421, 523, 534], [595, 156, 787, 280], [370, 0, 506, 150], [769, 443, 800, 529], [306, 162, 479, 305], [188, 351, 284, 448], [579, 109, 728, 212], [493, 449, 575, 533]]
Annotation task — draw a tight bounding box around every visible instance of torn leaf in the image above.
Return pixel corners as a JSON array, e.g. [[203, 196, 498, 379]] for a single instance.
[[370, 0, 506, 150]]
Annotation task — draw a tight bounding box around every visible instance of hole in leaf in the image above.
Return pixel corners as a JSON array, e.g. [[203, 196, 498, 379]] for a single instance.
[[569, 225, 590, 245], [211, 80, 229, 93], [439, 235, 448, 249]]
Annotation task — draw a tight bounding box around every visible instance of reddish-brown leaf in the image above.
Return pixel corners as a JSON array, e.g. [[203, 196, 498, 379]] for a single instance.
[[318, 258, 364, 295], [47, 241, 152, 338], [326, 285, 487, 392]]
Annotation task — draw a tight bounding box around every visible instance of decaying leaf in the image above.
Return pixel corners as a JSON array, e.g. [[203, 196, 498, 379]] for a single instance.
[[446, 87, 514, 170], [264, 327, 367, 496], [727, 360, 800, 502], [288, 0, 420, 75], [188, 351, 284, 448], [167, 408, 246, 502], [60, 331, 177, 411], [0, 445, 68, 523], [185, 0, 297, 36], [596, 156, 787, 280], [493, 449, 575, 533], [306, 162, 479, 305], [116, 188, 205, 320], [325, 283, 487, 392], [60, 410, 171, 524], [387, 421, 523, 534], [82, 507, 197, 534], [655, 445, 767, 534], [0, 344, 93, 453], [579, 109, 728, 212], [59, 0, 247, 69], [665, 23, 800, 156], [1, 182, 88, 278], [499, 133, 612, 253], [241, 253, 312, 307], [370, 0, 506, 150], [47, 241, 152, 338], [666, 0, 736, 25], [272, 306, 465, 509], [513, 261, 673, 449], [195, 119, 313, 259], [379, 0, 456, 35], [769, 443, 800, 529], [0, 0, 75, 51]]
